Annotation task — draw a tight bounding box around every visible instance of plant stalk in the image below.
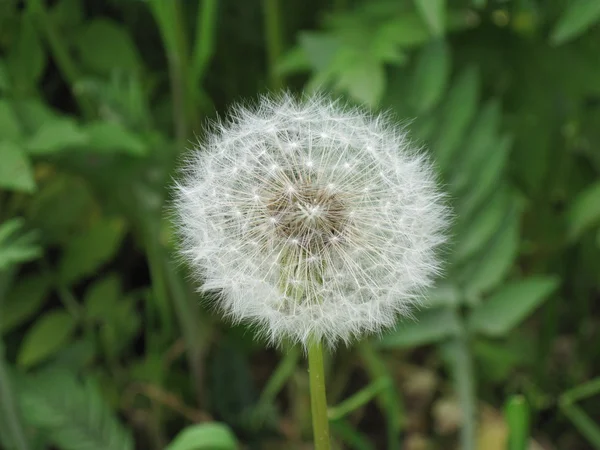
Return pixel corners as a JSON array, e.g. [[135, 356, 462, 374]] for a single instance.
[[307, 340, 331, 450]]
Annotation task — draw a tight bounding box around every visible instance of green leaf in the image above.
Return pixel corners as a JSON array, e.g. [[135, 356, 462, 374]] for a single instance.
[[433, 66, 480, 172], [567, 181, 600, 241], [335, 57, 385, 107], [377, 14, 431, 49], [468, 277, 560, 336], [0, 100, 23, 141], [451, 100, 502, 194], [84, 274, 120, 321], [413, 0, 446, 36], [74, 19, 142, 74], [26, 117, 88, 154], [505, 395, 530, 450], [454, 188, 511, 263], [464, 206, 520, 296], [550, 0, 600, 45], [7, 18, 46, 90], [84, 121, 147, 155], [275, 47, 311, 76], [0, 59, 10, 92], [377, 307, 461, 348], [59, 218, 126, 284], [0, 218, 41, 269], [299, 32, 342, 72], [457, 134, 512, 220], [0, 274, 50, 334], [18, 370, 134, 450], [166, 423, 238, 450], [408, 39, 450, 114], [0, 142, 36, 193], [18, 309, 75, 368]]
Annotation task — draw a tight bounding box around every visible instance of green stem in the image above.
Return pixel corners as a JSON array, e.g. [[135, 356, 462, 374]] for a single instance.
[[444, 313, 477, 450], [308, 340, 331, 450], [28, 0, 94, 117], [258, 345, 300, 407], [191, 0, 218, 83], [149, 0, 193, 145], [262, 0, 284, 90], [164, 258, 210, 406]]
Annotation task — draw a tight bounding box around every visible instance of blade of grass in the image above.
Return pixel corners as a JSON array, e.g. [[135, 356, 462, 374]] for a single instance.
[[560, 403, 600, 449], [561, 377, 600, 405], [191, 0, 218, 83], [330, 418, 375, 450], [357, 342, 404, 450], [262, 0, 284, 89], [328, 377, 389, 421]]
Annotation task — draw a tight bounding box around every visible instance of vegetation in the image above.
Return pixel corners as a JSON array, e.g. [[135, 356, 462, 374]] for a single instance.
[[1, 0, 600, 449]]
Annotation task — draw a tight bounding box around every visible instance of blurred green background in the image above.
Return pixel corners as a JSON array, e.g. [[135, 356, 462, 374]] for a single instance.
[[1, 0, 600, 449]]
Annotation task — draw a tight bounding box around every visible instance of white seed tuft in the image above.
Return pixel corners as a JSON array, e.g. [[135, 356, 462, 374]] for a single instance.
[[173, 93, 450, 348]]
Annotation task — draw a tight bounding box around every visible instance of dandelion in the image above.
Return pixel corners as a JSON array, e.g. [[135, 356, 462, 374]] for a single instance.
[[175, 93, 448, 347], [174, 93, 449, 449]]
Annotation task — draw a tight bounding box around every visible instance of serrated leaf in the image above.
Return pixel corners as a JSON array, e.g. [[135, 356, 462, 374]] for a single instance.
[[166, 423, 238, 450], [84, 121, 146, 155], [18, 310, 75, 368], [0, 142, 35, 193], [74, 19, 141, 74], [1, 274, 50, 334], [59, 218, 125, 284], [567, 181, 600, 241], [464, 207, 520, 296], [18, 370, 134, 450], [433, 66, 480, 172], [377, 307, 461, 348], [84, 274, 120, 321], [413, 0, 446, 36], [468, 277, 560, 336], [0, 100, 23, 141], [550, 0, 600, 45], [26, 117, 88, 154], [409, 39, 450, 114]]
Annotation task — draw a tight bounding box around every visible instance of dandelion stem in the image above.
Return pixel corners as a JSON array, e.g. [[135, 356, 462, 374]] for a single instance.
[[308, 340, 331, 450]]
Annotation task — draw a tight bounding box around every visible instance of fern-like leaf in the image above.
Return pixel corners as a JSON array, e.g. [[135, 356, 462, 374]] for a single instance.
[[17, 369, 134, 450]]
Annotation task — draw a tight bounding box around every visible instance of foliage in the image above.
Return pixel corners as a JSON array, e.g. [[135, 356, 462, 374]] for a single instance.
[[1, 0, 600, 449]]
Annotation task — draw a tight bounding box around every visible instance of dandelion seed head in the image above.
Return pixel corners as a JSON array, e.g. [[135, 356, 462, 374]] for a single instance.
[[174, 93, 449, 348]]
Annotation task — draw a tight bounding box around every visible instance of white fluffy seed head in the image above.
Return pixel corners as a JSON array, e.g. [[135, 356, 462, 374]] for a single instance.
[[174, 93, 450, 348]]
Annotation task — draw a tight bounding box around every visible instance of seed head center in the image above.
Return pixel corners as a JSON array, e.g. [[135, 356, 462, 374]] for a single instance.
[[266, 183, 346, 250]]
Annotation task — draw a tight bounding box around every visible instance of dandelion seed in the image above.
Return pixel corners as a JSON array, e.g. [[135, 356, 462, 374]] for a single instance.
[[174, 93, 449, 348]]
